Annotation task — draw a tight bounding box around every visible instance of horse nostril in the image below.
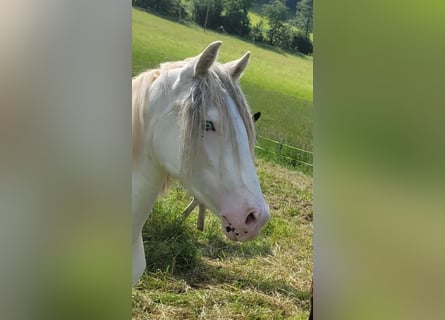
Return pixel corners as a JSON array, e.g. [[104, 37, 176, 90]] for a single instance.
[[245, 212, 256, 225]]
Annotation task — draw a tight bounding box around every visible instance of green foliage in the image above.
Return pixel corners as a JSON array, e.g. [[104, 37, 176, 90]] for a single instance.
[[285, 0, 298, 12], [132, 0, 312, 56], [294, 0, 313, 39], [133, 0, 190, 21], [192, 0, 224, 30], [261, 0, 312, 54], [292, 32, 313, 55], [221, 0, 252, 36], [192, 0, 252, 36], [262, 0, 288, 25], [250, 20, 265, 42], [267, 21, 291, 48]]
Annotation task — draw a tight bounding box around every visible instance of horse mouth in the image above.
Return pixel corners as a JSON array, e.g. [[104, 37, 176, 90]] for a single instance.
[[221, 215, 259, 242], [222, 216, 238, 241], [225, 230, 239, 241]]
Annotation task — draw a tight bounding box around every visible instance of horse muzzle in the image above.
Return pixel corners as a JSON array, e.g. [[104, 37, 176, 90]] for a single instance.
[[221, 205, 270, 242]]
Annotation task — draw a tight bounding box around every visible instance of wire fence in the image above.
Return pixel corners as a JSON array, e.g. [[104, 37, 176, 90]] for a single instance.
[[255, 135, 313, 175]]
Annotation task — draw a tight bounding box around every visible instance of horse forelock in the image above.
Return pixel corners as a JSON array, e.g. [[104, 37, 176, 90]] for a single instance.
[[179, 63, 256, 174]]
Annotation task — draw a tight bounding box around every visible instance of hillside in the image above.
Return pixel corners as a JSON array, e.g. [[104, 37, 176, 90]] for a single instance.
[[132, 8, 313, 150]]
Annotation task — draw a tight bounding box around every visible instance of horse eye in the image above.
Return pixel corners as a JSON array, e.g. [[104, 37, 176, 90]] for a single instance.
[[203, 121, 215, 132]]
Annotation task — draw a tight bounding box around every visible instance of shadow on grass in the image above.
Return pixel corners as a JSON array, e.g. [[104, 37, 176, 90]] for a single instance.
[[142, 205, 271, 275], [140, 202, 311, 308], [142, 215, 201, 274], [171, 260, 311, 307], [141, 220, 310, 305], [142, 217, 272, 273], [200, 232, 272, 259]]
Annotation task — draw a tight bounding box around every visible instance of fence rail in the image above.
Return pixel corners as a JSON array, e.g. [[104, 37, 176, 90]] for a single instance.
[[255, 134, 313, 173]]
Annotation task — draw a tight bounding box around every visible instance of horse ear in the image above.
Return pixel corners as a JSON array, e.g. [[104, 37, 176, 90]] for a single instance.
[[253, 112, 261, 122], [194, 41, 222, 77], [224, 52, 250, 81]]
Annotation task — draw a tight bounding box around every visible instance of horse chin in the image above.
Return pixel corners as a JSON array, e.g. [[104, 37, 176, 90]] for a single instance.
[[224, 231, 238, 242], [223, 230, 259, 242]]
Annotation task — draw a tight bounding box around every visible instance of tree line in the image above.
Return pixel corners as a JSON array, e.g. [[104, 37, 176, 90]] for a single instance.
[[132, 0, 313, 55]]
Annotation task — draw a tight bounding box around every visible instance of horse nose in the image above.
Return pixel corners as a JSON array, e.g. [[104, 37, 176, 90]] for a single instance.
[[241, 208, 269, 238], [244, 207, 269, 230], [245, 211, 257, 225], [224, 206, 270, 241]]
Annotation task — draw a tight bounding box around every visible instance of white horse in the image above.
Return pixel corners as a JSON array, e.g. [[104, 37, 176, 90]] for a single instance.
[[132, 41, 270, 285]]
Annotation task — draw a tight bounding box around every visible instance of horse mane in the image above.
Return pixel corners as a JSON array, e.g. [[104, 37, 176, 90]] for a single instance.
[[132, 69, 159, 163], [179, 63, 256, 175], [132, 59, 256, 175]]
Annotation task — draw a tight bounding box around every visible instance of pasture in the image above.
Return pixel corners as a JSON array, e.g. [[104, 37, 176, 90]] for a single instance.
[[132, 8, 313, 319], [132, 159, 313, 319]]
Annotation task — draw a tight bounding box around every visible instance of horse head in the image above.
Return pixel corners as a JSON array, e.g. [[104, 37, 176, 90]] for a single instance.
[[143, 41, 270, 241]]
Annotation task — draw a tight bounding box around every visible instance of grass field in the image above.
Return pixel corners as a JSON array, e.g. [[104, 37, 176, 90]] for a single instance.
[[132, 159, 313, 319], [132, 8, 313, 319], [132, 8, 313, 151]]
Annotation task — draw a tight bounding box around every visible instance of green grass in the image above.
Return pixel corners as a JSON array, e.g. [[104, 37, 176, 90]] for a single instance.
[[132, 159, 313, 319], [132, 8, 313, 151]]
